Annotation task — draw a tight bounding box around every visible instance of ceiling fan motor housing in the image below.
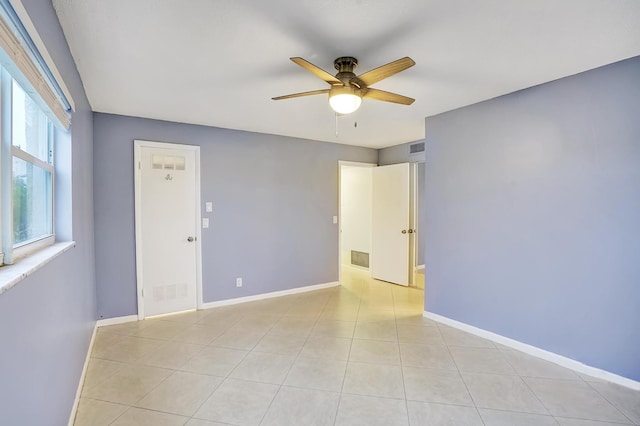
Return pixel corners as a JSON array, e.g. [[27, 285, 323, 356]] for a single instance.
[[334, 56, 365, 92], [334, 56, 358, 73]]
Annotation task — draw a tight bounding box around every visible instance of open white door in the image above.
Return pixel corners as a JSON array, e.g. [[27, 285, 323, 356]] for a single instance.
[[371, 163, 411, 286], [134, 141, 201, 318]]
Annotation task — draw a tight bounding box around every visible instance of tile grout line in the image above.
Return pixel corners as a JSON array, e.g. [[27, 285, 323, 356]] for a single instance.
[[439, 325, 487, 426], [186, 302, 288, 425], [186, 382, 224, 423], [331, 276, 364, 425], [268, 294, 326, 423], [582, 380, 636, 425], [390, 279, 412, 425], [255, 290, 333, 425], [89, 330, 185, 420], [501, 350, 556, 421], [93, 336, 185, 423], [106, 406, 131, 425]]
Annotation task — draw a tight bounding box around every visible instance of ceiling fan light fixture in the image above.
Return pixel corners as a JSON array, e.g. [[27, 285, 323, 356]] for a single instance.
[[273, 56, 415, 114], [329, 88, 362, 114]]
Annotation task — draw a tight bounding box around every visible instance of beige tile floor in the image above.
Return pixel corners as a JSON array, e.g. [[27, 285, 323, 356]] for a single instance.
[[74, 268, 640, 426]]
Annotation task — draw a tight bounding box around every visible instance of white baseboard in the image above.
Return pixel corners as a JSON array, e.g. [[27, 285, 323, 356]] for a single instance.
[[96, 314, 138, 327], [415, 264, 425, 271], [67, 323, 97, 426], [201, 281, 340, 310], [424, 311, 640, 391], [342, 263, 369, 273], [96, 282, 341, 324]]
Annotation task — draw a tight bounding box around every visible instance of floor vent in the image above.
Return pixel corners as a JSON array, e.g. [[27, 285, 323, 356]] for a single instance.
[[351, 250, 370, 268]]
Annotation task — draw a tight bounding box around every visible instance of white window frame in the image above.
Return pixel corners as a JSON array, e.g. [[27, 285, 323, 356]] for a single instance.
[[0, 67, 55, 264], [0, 0, 72, 271], [10, 122, 55, 259]]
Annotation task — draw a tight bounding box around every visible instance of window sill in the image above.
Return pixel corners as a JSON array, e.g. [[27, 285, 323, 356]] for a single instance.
[[0, 241, 75, 295]]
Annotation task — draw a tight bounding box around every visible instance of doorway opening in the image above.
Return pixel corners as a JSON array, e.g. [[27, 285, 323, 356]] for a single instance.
[[338, 161, 424, 294]]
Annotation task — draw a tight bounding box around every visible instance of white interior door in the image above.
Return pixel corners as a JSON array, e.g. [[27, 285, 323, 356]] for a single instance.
[[135, 141, 200, 318], [371, 163, 411, 286]]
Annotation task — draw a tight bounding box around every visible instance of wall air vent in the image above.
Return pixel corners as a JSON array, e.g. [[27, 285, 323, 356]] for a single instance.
[[351, 250, 369, 268], [409, 142, 425, 154]]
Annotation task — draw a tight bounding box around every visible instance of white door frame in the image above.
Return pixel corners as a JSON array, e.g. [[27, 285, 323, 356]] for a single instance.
[[134, 140, 203, 319], [413, 160, 425, 272], [338, 160, 377, 283], [410, 162, 418, 276]]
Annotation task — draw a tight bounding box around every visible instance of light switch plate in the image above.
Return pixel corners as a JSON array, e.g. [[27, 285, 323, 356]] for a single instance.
[[202, 218, 209, 228], [205, 202, 213, 212], [332, 215, 338, 224]]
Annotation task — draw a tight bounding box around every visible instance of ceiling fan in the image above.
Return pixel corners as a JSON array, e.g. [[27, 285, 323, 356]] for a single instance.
[[272, 56, 416, 114]]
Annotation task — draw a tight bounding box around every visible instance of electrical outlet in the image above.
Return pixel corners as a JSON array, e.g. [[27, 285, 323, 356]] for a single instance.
[[202, 218, 209, 228], [236, 277, 242, 287]]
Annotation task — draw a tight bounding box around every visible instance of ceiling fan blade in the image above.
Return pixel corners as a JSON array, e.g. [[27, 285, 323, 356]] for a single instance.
[[290, 57, 342, 85], [272, 89, 330, 101], [358, 57, 415, 86], [363, 88, 415, 105]]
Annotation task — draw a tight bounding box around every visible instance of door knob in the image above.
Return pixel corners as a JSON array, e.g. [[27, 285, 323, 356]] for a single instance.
[[187, 236, 195, 242], [402, 230, 407, 234], [408, 229, 413, 234]]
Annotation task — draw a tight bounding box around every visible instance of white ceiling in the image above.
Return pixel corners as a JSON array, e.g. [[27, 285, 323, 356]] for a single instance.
[[52, 0, 640, 148]]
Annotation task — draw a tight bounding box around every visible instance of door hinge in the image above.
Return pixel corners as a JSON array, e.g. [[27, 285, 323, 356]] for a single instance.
[[141, 288, 144, 297], [138, 161, 141, 170]]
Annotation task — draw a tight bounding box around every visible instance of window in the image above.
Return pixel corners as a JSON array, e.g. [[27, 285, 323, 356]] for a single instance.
[[1, 70, 55, 264], [0, 1, 73, 270], [12, 80, 54, 246]]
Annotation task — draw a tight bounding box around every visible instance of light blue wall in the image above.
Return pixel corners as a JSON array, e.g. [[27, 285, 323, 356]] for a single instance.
[[93, 114, 377, 319], [0, 1, 96, 425], [424, 56, 640, 381]]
